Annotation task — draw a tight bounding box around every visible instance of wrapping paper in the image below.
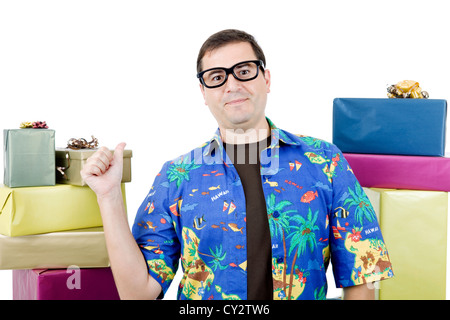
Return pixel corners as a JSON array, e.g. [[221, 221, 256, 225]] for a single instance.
[[0, 227, 109, 269], [344, 153, 450, 192], [0, 184, 126, 236], [55, 148, 132, 186], [370, 188, 448, 300], [13, 267, 120, 300], [333, 98, 447, 156], [3, 129, 55, 187]]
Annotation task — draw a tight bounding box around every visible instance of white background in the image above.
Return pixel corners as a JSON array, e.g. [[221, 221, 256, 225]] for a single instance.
[[1, 0, 449, 300]]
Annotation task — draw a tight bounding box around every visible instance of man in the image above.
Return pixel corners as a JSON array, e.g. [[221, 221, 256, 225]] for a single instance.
[[81, 29, 393, 300]]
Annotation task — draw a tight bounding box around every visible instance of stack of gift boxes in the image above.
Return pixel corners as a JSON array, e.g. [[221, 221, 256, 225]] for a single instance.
[[0, 125, 132, 300], [333, 98, 448, 300]]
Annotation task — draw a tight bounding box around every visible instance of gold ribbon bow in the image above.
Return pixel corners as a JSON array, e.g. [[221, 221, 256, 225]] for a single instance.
[[387, 80, 429, 99], [67, 136, 99, 150]]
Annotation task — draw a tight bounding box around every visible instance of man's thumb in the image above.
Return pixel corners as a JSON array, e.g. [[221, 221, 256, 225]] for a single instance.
[[113, 142, 126, 163]]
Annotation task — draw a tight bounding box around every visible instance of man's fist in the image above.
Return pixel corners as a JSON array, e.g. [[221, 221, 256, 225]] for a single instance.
[[80, 142, 126, 198]]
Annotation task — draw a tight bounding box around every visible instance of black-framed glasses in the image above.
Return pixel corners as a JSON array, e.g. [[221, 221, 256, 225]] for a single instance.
[[197, 60, 265, 89]]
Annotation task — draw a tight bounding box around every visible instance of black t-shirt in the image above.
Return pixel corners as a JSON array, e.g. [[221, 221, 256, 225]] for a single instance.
[[224, 136, 273, 300]]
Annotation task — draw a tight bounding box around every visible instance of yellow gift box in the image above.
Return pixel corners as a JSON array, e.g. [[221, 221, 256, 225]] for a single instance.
[[0, 184, 126, 237], [369, 188, 448, 300], [0, 227, 109, 269]]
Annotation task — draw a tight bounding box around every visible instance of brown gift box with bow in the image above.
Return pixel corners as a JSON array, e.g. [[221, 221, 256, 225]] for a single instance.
[[55, 148, 132, 186]]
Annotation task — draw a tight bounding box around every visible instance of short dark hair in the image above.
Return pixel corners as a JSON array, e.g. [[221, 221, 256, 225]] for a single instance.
[[196, 29, 266, 74]]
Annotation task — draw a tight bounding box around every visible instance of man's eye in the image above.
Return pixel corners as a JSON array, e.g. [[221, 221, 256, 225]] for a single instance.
[[211, 75, 223, 82], [205, 70, 225, 84]]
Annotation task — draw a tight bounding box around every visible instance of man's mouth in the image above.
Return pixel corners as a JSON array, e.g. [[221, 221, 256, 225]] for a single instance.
[[225, 98, 248, 106]]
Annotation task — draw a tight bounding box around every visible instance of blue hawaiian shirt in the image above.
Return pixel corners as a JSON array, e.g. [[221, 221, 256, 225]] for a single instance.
[[132, 118, 393, 300]]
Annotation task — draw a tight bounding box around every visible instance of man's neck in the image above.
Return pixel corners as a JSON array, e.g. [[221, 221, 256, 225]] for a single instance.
[[220, 118, 271, 145]]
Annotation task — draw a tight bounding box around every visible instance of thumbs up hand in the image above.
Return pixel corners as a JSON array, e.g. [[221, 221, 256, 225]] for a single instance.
[[81, 142, 126, 199]]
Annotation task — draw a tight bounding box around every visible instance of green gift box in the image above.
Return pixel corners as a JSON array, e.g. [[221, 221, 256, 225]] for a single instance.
[[3, 129, 55, 187]]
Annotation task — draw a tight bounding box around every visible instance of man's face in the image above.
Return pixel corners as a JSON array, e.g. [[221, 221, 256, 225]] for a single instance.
[[199, 42, 271, 131]]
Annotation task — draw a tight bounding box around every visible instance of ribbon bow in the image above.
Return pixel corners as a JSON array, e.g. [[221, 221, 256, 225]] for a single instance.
[[20, 121, 49, 129], [67, 136, 99, 150], [387, 80, 429, 99]]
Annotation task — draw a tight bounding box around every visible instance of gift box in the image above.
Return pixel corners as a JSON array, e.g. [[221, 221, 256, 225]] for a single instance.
[[0, 227, 109, 269], [0, 184, 127, 236], [3, 129, 55, 187], [332, 98, 447, 156], [370, 188, 448, 300], [55, 148, 132, 186], [344, 153, 450, 192], [13, 267, 120, 300]]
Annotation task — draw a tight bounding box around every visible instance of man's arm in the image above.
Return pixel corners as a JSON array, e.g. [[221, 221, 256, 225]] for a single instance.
[[80, 143, 161, 300], [343, 283, 375, 300]]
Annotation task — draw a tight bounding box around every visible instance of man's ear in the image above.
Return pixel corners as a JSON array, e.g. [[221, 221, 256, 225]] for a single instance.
[[264, 69, 271, 93], [199, 83, 207, 105]]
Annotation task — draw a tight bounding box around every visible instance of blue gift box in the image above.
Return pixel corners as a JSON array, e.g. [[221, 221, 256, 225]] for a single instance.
[[332, 98, 447, 156]]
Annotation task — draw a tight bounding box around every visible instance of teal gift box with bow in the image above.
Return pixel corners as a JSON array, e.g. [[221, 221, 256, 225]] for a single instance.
[[3, 129, 55, 187], [332, 98, 447, 156]]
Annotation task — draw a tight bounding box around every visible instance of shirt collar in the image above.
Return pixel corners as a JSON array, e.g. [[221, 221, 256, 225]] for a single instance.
[[266, 117, 301, 147]]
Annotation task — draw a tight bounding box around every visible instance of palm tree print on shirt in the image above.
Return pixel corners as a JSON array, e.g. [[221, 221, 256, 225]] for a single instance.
[[344, 182, 377, 226], [266, 193, 297, 298], [286, 207, 320, 299], [167, 157, 201, 188]]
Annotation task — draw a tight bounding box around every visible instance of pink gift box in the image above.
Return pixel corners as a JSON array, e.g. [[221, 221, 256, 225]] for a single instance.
[[13, 267, 120, 300], [344, 153, 450, 192]]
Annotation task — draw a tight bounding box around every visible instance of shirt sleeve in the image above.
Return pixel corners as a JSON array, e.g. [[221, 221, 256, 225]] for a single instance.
[[132, 161, 180, 298], [328, 145, 394, 288]]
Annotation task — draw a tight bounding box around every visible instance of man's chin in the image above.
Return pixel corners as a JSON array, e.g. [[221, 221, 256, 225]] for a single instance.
[[223, 107, 253, 125], [226, 116, 254, 130]]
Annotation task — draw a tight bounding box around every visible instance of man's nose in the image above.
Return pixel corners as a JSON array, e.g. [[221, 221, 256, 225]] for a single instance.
[[224, 73, 242, 92]]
